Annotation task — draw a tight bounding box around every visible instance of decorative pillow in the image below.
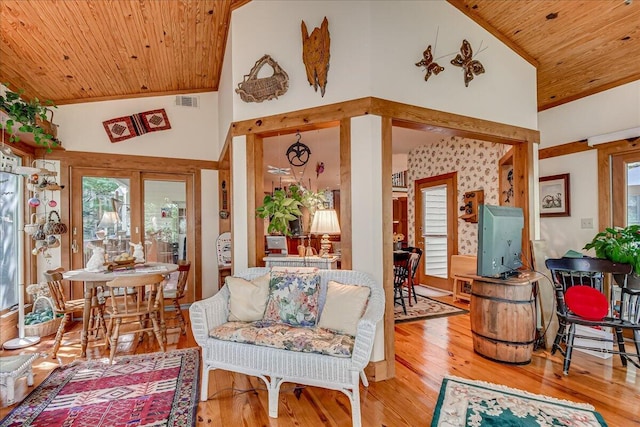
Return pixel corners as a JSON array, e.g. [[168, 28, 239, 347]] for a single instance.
[[318, 281, 370, 336], [263, 270, 321, 327], [564, 285, 608, 321], [227, 273, 270, 322]]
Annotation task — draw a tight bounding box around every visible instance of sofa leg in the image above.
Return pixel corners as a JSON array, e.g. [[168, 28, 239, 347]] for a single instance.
[[262, 376, 284, 418], [359, 370, 369, 387], [348, 384, 362, 427]]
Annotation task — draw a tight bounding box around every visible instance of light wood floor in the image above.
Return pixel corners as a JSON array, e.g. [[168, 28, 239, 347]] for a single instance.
[[1, 297, 639, 426]]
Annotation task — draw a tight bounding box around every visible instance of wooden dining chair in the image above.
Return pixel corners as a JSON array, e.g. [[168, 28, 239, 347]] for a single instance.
[[43, 268, 107, 359], [163, 260, 191, 334], [104, 273, 166, 363], [545, 257, 638, 374], [404, 247, 423, 306]]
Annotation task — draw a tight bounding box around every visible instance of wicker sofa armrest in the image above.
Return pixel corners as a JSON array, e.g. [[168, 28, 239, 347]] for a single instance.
[[350, 281, 385, 370], [189, 286, 230, 346]]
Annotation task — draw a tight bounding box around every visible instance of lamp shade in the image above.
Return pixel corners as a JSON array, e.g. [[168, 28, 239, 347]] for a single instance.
[[310, 209, 341, 235], [98, 211, 120, 229]]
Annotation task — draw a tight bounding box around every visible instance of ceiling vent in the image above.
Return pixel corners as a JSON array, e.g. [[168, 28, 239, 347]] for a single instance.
[[175, 95, 199, 108]]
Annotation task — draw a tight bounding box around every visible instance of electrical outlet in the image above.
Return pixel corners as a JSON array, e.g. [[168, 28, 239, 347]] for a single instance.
[[581, 218, 593, 229]]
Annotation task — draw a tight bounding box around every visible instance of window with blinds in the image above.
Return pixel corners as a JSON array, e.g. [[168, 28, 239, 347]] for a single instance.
[[422, 185, 448, 279]]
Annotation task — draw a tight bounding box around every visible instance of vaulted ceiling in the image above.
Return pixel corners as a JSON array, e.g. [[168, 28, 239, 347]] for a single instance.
[[1, 0, 638, 111]]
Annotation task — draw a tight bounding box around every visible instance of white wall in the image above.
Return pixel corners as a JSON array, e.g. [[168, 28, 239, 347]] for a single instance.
[[538, 81, 640, 148], [57, 92, 219, 160], [370, 1, 537, 129], [538, 80, 640, 257], [228, 1, 537, 129], [230, 0, 372, 121], [539, 150, 599, 257], [231, 135, 249, 271]]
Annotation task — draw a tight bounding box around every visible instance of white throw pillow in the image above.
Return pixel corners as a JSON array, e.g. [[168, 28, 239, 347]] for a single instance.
[[227, 273, 270, 322], [318, 280, 370, 336]]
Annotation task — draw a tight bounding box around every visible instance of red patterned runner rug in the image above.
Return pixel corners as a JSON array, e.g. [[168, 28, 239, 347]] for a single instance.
[[0, 348, 200, 427]]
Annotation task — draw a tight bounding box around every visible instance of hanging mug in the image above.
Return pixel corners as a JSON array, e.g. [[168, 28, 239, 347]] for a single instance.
[[28, 196, 40, 207], [48, 199, 57, 208]]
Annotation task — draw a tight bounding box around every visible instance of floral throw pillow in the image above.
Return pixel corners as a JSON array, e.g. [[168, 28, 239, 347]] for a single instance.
[[262, 270, 321, 327]]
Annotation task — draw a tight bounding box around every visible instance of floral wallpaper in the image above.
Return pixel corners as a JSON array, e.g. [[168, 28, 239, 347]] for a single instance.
[[406, 136, 506, 255]]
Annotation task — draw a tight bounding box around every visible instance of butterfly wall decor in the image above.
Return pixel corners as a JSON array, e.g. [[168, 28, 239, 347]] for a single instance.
[[415, 45, 445, 82], [450, 39, 485, 87]]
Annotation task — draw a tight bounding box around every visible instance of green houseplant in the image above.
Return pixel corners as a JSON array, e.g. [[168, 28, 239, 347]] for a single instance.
[[0, 85, 59, 149], [256, 185, 304, 236], [584, 224, 640, 288]]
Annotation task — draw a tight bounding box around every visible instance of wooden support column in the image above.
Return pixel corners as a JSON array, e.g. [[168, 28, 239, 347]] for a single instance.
[[339, 118, 352, 270], [247, 133, 264, 267], [512, 141, 534, 264]]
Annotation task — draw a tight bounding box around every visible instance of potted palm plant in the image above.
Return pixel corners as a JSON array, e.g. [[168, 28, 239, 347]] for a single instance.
[[584, 224, 640, 289], [0, 85, 59, 149]]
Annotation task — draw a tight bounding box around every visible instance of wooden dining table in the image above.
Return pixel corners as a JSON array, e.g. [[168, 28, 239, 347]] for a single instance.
[[63, 262, 178, 357]]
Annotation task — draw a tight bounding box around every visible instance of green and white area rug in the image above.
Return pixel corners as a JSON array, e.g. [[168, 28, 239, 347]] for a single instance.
[[432, 376, 607, 426], [394, 295, 467, 323]]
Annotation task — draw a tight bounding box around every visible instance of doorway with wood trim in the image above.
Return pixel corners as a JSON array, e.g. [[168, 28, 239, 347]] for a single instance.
[[414, 172, 458, 291]]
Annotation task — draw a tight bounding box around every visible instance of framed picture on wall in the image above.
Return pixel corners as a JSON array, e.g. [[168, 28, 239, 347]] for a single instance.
[[539, 173, 570, 217]]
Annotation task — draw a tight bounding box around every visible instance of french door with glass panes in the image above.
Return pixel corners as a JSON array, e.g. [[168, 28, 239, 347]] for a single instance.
[[70, 168, 195, 303], [414, 173, 458, 291]]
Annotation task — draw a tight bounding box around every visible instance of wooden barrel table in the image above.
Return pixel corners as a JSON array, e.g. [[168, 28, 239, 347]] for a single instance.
[[468, 273, 538, 364]]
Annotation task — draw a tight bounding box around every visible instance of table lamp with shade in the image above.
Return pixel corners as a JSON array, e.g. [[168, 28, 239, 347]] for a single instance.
[[310, 209, 341, 257], [97, 211, 120, 236]]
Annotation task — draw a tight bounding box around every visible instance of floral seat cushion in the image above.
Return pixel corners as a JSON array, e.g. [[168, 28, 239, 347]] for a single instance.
[[209, 321, 355, 358]]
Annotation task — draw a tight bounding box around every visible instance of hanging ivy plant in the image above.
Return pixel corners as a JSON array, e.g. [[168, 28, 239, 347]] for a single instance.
[[256, 185, 304, 236], [0, 85, 59, 149]]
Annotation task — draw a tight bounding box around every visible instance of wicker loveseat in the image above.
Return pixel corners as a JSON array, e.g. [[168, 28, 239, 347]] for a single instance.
[[189, 267, 384, 427]]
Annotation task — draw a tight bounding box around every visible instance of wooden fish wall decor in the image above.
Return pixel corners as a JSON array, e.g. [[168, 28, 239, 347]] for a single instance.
[[450, 39, 485, 87], [301, 17, 330, 97], [415, 45, 445, 82]]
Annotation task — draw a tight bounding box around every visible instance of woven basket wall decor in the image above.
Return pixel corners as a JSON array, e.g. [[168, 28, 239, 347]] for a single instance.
[[236, 54, 289, 103], [43, 210, 68, 235]]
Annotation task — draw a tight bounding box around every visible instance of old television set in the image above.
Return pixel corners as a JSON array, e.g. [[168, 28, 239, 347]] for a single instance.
[[266, 235, 288, 256], [477, 204, 524, 278]]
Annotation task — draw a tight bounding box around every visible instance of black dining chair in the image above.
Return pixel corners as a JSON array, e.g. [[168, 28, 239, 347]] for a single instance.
[[545, 257, 638, 374], [393, 251, 411, 314], [394, 264, 409, 315]]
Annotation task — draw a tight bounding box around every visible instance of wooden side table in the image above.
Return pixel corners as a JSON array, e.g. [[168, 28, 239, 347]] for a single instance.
[[451, 255, 476, 302], [0, 353, 39, 406]]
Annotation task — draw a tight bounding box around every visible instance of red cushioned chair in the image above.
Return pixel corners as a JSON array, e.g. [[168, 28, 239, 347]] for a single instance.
[[545, 257, 638, 375]]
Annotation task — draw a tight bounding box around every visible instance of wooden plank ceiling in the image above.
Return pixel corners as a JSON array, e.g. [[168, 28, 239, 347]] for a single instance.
[[0, 0, 248, 104], [0, 0, 638, 111], [450, 0, 640, 111]]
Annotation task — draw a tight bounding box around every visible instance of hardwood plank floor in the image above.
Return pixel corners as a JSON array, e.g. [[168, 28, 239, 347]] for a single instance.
[[1, 300, 639, 426]]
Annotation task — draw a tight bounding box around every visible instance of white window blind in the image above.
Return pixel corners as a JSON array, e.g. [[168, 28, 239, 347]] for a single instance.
[[422, 185, 448, 278]]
